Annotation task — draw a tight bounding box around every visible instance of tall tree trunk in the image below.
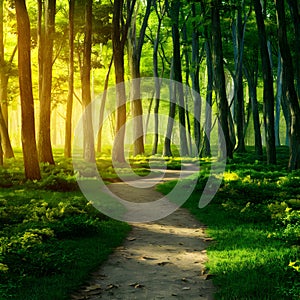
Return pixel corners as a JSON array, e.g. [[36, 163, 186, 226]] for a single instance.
[[232, 4, 246, 152], [253, 0, 276, 164], [128, 0, 151, 156], [244, 59, 263, 157], [15, 0, 41, 180], [211, 0, 233, 159], [191, 2, 201, 155], [170, 0, 188, 156], [281, 68, 291, 146], [203, 39, 213, 157], [152, 0, 165, 155], [81, 0, 95, 162], [275, 0, 300, 170], [163, 62, 176, 157], [112, 0, 136, 162], [0, 0, 14, 159], [38, 0, 55, 164], [275, 49, 282, 146], [97, 57, 113, 153], [64, 0, 75, 158], [287, 0, 300, 98], [37, 0, 44, 107]]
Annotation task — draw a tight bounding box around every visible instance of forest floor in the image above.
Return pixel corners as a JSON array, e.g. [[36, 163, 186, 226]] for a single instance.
[[71, 169, 215, 300]]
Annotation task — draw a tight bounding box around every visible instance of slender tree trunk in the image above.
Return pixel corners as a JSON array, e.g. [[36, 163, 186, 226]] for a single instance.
[[232, 5, 246, 152], [287, 0, 300, 98], [163, 62, 176, 157], [191, 3, 201, 155], [275, 0, 300, 170], [253, 0, 276, 164], [281, 68, 291, 146], [128, 0, 151, 156], [211, 0, 233, 159], [15, 0, 41, 180], [244, 59, 263, 157], [64, 0, 75, 158], [152, 0, 165, 155], [275, 49, 282, 146], [97, 57, 113, 153], [112, 0, 126, 163], [112, 0, 136, 162], [170, 0, 188, 156], [37, 0, 44, 106], [81, 0, 95, 162], [0, 0, 14, 159], [38, 0, 55, 164], [203, 39, 213, 157]]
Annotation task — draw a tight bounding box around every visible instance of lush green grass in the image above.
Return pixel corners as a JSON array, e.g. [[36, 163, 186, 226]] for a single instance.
[[0, 186, 131, 300], [0, 152, 133, 300], [158, 146, 300, 300]]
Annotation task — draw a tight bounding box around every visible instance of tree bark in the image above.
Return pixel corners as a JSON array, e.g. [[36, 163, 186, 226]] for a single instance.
[[64, 0, 75, 158], [232, 5, 246, 152], [128, 0, 151, 156], [253, 0, 276, 164], [287, 0, 300, 98], [244, 58, 263, 157], [38, 0, 55, 164], [112, 0, 136, 162], [152, 0, 165, 155], [81, 0, 95, 162], [0, 0, 14, 159], [191, 3, 201, 155], [275, 49, 282, 146], [163, 62, 176, 157], [97, 57, 113, 153], [203, 39, 213, 157], [15, 0, 41, 180], [211, 0, 233, 159], [275, 0, 300, 170], [170, 0, 188, 156]]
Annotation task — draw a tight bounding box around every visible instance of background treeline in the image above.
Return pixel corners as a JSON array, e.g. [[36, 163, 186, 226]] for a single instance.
[[1, 0, 300, 179]]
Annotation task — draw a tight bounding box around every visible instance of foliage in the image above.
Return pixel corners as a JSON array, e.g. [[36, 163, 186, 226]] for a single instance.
[[0, 183, 130, 299]]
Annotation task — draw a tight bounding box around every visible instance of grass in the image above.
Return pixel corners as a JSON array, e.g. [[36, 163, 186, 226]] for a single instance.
[[1, 146, 300, 299], [158, 146, 300, 300]]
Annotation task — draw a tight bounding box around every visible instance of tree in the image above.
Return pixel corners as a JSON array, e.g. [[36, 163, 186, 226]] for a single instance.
[[231, 3, 248, 153], [64, 0, 75, 158], [190, 2, 201, 156], [38, 0, 55, 164], [275, 0, 300, 170], [81, 0, 95, 162], [0, 0, 14, 159], [128, 0, 152, 156], [152, 0, 166, 155], [170, 0, 188, 156], [253, 0, 276, 164], [112, 0, 136, 162], [15, 0, 41, 180], [211, 0, 234, 159]]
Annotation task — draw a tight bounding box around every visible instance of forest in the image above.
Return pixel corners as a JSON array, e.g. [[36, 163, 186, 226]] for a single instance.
[[0, 0, 300, 299]]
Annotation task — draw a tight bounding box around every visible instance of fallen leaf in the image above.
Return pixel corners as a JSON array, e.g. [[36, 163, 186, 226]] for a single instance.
[[105, 284, 119, 290], [84, 284, 101, 292], [157, 261, 172, 266], [127, 237, 136, 241], [141, 256, 157, 260]]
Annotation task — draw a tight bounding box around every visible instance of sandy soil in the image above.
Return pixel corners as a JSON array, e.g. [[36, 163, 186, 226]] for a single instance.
[[71, 169, 216, 300]]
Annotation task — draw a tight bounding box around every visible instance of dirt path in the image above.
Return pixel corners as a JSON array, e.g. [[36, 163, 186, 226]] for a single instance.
[[71, 169, 216, 300]]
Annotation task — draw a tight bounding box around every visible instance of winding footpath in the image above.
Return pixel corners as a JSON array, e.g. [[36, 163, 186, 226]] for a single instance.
[[71, 168, 216, 300]]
